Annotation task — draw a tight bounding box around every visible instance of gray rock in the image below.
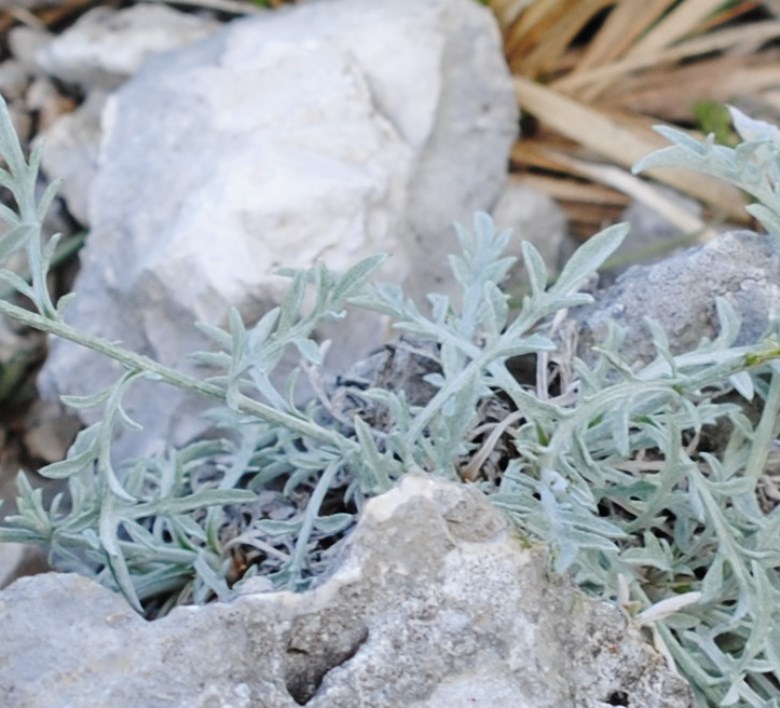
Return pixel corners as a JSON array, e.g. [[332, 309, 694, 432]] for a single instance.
[[24, 75, 73, 133], [0, 476, 692, 707], [5, 101, 32, 145], [0, 542, 48, 590], [0, 59, 31, 150], [491, 177, 574, 288], [574, 230, 780, 365], [37, 91, 107, 225], [0, 60, 29, 103], [0, 543, 26, 589], [22, 398, 82, 464], [598, 187, 705, 286], [394, 0, 519, 302], [36, 5, 219, 90], [7, 26, 52, 77], [38, 0, 517, 458]]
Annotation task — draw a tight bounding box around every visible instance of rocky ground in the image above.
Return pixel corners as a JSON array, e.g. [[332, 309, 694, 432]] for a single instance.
[[0, 2, 779, 704]]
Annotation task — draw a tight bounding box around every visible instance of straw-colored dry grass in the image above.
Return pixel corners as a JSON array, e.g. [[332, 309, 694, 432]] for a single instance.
[[4, 0, 778, 243], [490, 0, 780, 240]]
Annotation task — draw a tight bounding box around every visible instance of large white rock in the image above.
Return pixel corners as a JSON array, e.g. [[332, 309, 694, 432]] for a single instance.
[[0, 476, 692, 707], [38, 90, 106, 225], [39, 0, 518, 457], [35, 4, 219, 90]]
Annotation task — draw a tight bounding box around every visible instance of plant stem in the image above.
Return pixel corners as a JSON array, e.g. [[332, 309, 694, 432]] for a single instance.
[[0, 298, 353, 450], [0, 230, 87, 301]]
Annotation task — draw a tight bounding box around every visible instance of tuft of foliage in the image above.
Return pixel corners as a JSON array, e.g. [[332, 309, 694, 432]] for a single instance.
[[634, 105, 780, 239], [1, 95, 780, 705]]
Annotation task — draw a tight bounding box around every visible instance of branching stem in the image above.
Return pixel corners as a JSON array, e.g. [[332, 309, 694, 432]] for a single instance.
[[0, 298, 352, 450]]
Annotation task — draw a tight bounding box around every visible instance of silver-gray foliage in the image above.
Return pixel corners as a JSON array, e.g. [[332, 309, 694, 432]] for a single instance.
[[633, 105, 780, 239], [1, 95, 780, 706]]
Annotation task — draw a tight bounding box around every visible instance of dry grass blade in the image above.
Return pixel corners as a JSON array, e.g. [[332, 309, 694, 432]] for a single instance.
[[555, 21, 780, 97], [0, 0, 98, 35], [513, 75, 747, 219], [528, 144, 716, 239], [696, 0, 762, 32], [489, 0, 536, 27], [573, 0, 676, 72], [516, 172, 629, 208], [504, 0, 569, 74], [490, 0, 777, 246], [601, 55, 780, 122], [513, 146, 630, 236], [516, 0, 614, 78], [627, 0, 733, 56]]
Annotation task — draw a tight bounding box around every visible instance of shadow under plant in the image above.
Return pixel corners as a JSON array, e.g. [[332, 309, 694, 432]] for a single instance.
[[0, 96, 779, 706]]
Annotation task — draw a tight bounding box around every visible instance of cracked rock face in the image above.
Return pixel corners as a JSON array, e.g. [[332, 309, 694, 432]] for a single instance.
[[573, 230, 780, 366], [36, 0, 518, 460], [0, 476, 692, 707], [35, 4, 219, 90]]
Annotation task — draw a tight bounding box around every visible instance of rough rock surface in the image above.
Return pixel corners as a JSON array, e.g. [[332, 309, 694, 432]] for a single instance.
[[573, 230, 780, 365], [35, 5, 219, 90], [0, 476, 693, 708], [595, 187, 705, 288], [38, 90, 106, 225], [38, 0, 518, 457]]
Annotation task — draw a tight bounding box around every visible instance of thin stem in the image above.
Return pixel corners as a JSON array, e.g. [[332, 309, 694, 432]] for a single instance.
[[286, 458, 341, 589], [0, 230, 87, 301], [745, 366, 780, 480], [542, 344, 780, 472], [0, 298, 356, 451]]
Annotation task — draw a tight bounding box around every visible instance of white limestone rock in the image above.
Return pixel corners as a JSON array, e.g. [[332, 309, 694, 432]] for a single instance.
[[0, 476, 692, 707], [38, 0, 518, 457], [37, 91, 107, 226], [36, 4, 219, 90], [7, 26, 52, 78], [0, 60, 28, 102]]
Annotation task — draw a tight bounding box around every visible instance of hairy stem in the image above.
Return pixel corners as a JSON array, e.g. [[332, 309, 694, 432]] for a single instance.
[[0, 298, 353, 450]]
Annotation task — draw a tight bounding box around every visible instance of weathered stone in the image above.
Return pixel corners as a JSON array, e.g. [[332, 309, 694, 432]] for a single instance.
[[37, 90, 106, 225], [491, 176, 574, 287], [573, 230, 780, 365], [7, 26, 52, 77], [25, 75, 75, 132], [0, 543, 23, 588], [35, 5, 219, 90], [0, 476, 692, 707], [38, 0, 517, 458], [5, 100, 32, 144], [598, 186, 706, 286], [22, 399, 81, 464], [0, 542, 48, 590], [0, 60, 29, 102]]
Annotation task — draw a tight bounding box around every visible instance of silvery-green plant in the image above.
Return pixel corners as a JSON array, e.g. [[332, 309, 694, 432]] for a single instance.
[[1, 94, 780, 706], [633, 105, 780, 237]]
